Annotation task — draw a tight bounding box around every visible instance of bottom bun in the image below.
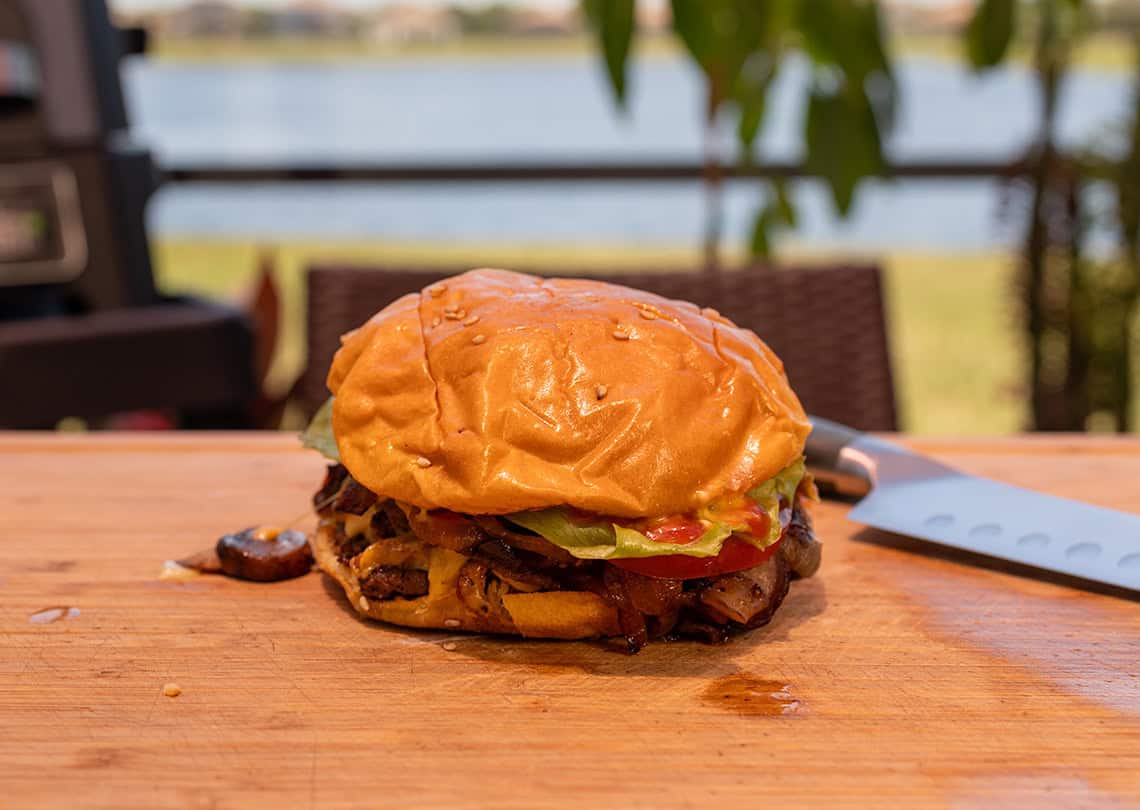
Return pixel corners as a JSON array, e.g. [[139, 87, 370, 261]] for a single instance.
[[311, 521, 622, 639]]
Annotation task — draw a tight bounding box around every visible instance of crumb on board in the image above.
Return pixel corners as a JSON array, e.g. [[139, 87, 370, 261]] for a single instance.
[[159, 560, 201, 581], [163, 683, 182, 698]]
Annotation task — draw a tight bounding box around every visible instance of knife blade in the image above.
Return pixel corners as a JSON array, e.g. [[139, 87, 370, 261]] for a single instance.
[[805, 417, 1140, 593]]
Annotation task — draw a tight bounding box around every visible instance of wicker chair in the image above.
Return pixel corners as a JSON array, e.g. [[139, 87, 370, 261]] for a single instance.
[[298, 264, 898, 431]]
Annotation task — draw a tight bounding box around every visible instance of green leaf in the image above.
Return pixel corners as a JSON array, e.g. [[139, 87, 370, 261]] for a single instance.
[[735, 55, 777, 152], [854, 1, 898, 135], [795, 0, 846, 66], [672, 0, 780, 122], [773, 177, 796, 227], [736, 84, 768, 151], [300, 397, 340, 462], [748, 183, 797, 259], [796, 1, 897, 137], [670, 0, 720, 71], [582, 0, 636, 107], [749, 204, 776, 258], [966, 0, 1017, 70], [805, 84, 886, 215]]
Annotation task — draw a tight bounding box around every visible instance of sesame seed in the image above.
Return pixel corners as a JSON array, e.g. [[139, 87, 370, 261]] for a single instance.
[[358, 596, 370, 611], [443, 304, 459, 314], [472, 334, 486, 345], [462, 314, 480, 326], [431, 316, 441, 328], [441, 642, 458, 652], [428, 284, 447, 297], [444, 311, 461, 321], [596, 384, 608, 400], [443, 618, 461, 627], [162, 683, 182, 698], [638, 309, 658, 320], [415, 456, 432, 468], [612, 328, 631, 340]]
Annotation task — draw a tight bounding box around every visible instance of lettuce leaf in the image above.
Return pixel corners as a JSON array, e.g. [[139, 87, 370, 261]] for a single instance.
[[301, 397, 340, 462], [746, 456, 805, 508], [506, 509, 733, 560], [706, 455, 805, 547], [505, 458, 806, 561]]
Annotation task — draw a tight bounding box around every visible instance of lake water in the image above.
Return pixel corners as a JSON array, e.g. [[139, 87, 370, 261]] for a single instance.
[[124, 54, 1131, 251]]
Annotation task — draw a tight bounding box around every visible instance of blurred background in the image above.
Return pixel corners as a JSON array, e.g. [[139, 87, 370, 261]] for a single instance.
[[1, 0, 1137, 435]]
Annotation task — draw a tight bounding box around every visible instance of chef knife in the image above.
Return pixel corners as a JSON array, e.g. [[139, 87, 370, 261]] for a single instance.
[[805, 417, 1140, 593]]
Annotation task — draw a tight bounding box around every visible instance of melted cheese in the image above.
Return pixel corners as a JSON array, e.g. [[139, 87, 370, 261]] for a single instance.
[[342, 506, 376, 541]]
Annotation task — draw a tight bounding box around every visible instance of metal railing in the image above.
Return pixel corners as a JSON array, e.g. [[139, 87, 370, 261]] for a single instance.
[[161, 158, 1019, 185]]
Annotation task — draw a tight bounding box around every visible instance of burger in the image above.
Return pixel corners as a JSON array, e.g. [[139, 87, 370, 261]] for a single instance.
[[303, 269, 820, 652]]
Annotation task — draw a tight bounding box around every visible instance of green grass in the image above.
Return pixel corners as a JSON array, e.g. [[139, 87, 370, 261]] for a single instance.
[[153, 237, 1026, 435], [881, 251, 1026, 434]]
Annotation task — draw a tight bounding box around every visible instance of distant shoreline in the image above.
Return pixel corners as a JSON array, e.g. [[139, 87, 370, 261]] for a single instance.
[[149, 32, 678, 65], [148, 31, 1134, 73]]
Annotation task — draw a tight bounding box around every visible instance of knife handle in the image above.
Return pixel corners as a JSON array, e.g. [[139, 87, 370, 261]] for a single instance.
[[806, 416, 873, 497]]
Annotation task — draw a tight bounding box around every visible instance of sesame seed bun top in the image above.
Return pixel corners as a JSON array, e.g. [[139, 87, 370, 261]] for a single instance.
[[327, 268, 809, 518]]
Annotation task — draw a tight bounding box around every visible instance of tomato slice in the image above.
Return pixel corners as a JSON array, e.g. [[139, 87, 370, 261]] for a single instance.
[[612, 535, 782, 580], [640, 514, 706, 545], [611, 505, 780, 580]]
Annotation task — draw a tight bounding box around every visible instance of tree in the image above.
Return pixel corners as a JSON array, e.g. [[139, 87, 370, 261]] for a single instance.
[[582, 0, 896, 266], [451, 4, 515, 36], [244, 9, 276, 39], [965, 0, 1140, 431]]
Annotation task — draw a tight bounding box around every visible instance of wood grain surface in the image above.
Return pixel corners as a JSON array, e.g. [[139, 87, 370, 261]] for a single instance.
[[1, 433, 1138, 809]]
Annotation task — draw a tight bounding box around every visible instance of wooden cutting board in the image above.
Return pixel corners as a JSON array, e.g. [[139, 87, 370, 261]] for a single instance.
[[1, 433, 1138, 809]]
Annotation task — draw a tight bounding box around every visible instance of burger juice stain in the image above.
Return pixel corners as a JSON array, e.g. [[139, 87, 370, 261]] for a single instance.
[[28, 606, 80, 625], [703, 674, 802, 716]]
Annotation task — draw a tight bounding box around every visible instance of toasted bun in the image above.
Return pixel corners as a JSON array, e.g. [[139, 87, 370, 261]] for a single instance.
[[311, 522, 621, 640], [329, 269, 809, 518]]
